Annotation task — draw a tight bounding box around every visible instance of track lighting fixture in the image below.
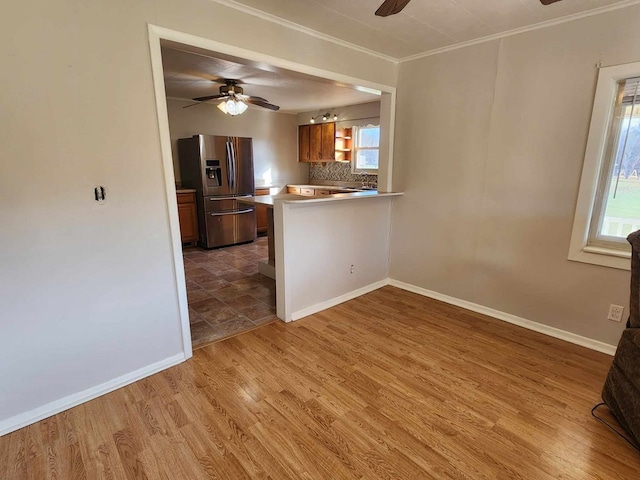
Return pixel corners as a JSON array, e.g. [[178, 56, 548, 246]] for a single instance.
[[310, 113, 338, 123]]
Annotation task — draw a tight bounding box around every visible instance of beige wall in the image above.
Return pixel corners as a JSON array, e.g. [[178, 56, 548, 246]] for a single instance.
[[167, 99, 306, 187], [390, 6, 640, 347], [0, 0, 396, 433]]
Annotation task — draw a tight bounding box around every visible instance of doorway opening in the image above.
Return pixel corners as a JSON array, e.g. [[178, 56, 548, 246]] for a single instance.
[[148, 24, 396, 353]]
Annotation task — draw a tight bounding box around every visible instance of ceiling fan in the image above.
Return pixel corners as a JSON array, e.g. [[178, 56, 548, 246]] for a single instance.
[[375, 0, 562, 17], [189, 79, 280, 115]]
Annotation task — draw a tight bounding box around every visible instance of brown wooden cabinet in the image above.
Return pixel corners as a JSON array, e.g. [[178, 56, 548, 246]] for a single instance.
[[286, 185, 362, 196], [298, 123, 336, 162], [177, 192, 198, 246], [254, 188, 270, 235], [309, 124, 322, 161], [298, 125, 311, 162], [321, 123, 336, 161]]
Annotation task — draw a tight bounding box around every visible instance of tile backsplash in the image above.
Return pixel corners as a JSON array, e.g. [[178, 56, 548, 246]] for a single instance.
[[309, 162, 377, 187]]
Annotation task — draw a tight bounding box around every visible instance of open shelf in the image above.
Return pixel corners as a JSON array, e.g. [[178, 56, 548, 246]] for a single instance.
[[335, 127, 353, 163]]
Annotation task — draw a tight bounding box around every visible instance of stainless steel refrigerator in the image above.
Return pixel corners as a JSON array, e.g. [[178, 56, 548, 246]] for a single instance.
[[178, 135, 256, 248]]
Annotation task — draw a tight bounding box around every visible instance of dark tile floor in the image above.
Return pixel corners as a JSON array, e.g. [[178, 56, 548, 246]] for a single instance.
[[183, 236, 277, 348]]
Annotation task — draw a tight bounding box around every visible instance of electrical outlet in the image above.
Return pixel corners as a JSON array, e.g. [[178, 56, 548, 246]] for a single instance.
[[607, 304, 624, 323], [350, 264, 355, 274]]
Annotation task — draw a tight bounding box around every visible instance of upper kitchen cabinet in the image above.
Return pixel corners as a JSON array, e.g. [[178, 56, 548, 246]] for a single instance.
[[298, 125, 311, 162], [298, 123, 336, 162], [320, 123, 336, 161]]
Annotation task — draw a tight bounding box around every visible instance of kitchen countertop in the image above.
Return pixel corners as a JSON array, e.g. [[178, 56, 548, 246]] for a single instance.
[[176, 188, 196, 194], [239, 190, 402, 207]]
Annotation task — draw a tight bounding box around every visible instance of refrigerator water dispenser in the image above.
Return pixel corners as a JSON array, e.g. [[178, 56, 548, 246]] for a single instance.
[[205, 160, 221, 187]]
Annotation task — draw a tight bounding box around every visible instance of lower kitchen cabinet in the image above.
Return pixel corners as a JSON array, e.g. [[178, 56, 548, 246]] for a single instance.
[[177, 192, 198, 246], [255, 188, 270, 235], [287, 185, 357, 196]]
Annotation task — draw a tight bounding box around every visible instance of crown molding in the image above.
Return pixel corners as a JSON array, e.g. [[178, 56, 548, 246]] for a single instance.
[[399, 0, 640, 63], [209, 0, 399, 64], [200, 0, 640, 82], [210, 0, 640, 65]]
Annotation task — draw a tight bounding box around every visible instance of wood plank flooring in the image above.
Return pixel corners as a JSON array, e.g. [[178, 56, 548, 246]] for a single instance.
[[1, 286, 638, 479]]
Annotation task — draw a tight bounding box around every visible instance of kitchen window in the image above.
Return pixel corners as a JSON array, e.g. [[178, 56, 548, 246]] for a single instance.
[[352, 125, 380, 174], [569, 63, 640, 269]]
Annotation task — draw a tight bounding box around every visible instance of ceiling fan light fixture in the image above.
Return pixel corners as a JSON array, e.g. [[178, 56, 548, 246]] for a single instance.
[[218, 98, 248, 116], [310, 117, 315, 123]]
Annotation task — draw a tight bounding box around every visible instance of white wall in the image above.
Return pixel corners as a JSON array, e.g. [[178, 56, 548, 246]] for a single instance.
[[167, 99, 307, 186], [390, 5, 640, 348], [275, 196, 396, 321], [0, 0, 396, 435]]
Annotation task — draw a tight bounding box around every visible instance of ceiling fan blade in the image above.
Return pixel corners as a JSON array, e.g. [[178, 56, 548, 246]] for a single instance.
[[540, 0, 562, 4], [243, 95, 269, 103], [245, 98, 280, 111], [182, 102, 206, 109], [375, 0, 412, 17], [192, 93, 228, 102]]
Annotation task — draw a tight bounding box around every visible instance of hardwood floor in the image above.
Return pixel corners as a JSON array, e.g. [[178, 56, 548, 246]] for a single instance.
[[1, 286, 637, 479]]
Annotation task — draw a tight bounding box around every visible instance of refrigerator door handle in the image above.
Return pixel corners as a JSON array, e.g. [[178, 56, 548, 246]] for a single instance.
[[230, 138, 237, 190], [206, 195, 252, 201], [234, 138, 239, 190], [208, 208, 254, 216], [225, 141, 233, 189]]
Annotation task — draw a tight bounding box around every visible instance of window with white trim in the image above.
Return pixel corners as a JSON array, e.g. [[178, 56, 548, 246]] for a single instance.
[[352, 125, 380, 174], [569, 63, 640, 269]]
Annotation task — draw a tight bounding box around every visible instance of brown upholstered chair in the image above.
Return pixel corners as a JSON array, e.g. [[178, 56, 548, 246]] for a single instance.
[[600, 230, 640, 448]]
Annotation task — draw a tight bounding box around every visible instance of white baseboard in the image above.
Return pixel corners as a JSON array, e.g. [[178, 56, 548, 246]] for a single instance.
[[291, 280, 389, 321], [0, 352, 187, 437], [2, 279, 617, 437], [388, 279, 617, 356]]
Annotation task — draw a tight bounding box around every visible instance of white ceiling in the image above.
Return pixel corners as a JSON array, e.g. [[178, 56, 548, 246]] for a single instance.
[[161, 46, 382, 114], [163, 0, 635, 112], [217, 0, 634, 59]]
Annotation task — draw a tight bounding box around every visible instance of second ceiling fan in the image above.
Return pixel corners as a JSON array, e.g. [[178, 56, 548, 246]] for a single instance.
[[375, 0, 563, 17]]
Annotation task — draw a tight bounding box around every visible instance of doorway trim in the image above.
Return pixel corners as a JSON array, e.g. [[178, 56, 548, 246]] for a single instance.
[[146, 24, 396, 347]]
